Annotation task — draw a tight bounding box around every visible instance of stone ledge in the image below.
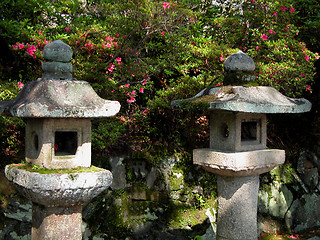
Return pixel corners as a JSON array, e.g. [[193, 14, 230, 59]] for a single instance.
[[5, 165, 113, 207], [193, 148, 285, 177]]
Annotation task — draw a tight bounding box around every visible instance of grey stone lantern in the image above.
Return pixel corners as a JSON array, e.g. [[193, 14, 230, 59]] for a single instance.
[[1, 40, 120, 239], [172, 51, 311, 240]]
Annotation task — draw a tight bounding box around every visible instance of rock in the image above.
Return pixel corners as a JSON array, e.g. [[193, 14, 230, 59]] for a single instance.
[[298, 150, 320, 174], [307, 237, 320, 240], [257, 214, 285, 236], [302, 168, 319, 190], [290, 193, 320, 231], [4, 199, 32, 223], [109, 156, 127, 190], [146, 167, 158, 189], [258, 181, 293, 219]]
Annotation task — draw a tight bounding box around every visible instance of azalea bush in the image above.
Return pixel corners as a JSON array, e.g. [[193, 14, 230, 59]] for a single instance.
[[0, 0, 318, 163]]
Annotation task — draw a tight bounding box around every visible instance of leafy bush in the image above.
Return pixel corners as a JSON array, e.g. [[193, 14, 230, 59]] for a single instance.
[[0, 0, 318, 164]]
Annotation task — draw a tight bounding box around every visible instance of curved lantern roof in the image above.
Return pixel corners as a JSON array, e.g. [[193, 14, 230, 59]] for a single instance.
[[0, 40, 120, 118], [171, 51, 311, 114]]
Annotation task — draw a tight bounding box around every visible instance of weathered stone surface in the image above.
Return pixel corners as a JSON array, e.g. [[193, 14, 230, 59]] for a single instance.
[[302, 168, 319, 190], [5, 166, 112, 207], [258, 181, 293, 219], [224, 50, 255, 73], [1, 79, 120, 118], [42, 61, 73, 80], [171, 86, 311, 114], [43, 40, 73, 62], [109, 156, 127, 190], [209, 111, 267, 151], [223, 50, 256, 84], [25, 118, 92, 169], [216, 175, 259, 240], [290, 193, 320, 232], [32, 204, 82, 240], [194, 148, 285, 176]]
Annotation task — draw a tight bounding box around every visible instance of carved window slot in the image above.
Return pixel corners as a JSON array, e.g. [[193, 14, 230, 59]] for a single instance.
[[54, 131, 78, 156], [241, 119, 261, 144]]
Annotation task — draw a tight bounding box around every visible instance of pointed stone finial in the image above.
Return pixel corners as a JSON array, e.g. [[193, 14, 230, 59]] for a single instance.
[[223, 50, 256, 85], [42, 40, 73, 80]]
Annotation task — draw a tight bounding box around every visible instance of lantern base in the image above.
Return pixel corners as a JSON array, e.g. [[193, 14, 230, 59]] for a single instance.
[[32, 203, 82, 240]]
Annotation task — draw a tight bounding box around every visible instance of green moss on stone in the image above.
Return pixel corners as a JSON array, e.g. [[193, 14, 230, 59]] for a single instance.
[[10, 163, 104, 174]]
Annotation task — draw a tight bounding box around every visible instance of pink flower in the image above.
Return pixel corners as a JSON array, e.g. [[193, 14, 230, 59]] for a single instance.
[[143, 110, 149, 115], [306, 85, 311, 91], [255, 46, 259, 51], [18, 43, 25, 49], [305, 55, 310, 61], [125, 83, 130, 88], [13, 44, 18, 50], [131, 90, 136, 95], [142, 80, 147, 85], [290, 7, 295, 13], [269, 29, 274, 34], [289, 235, 297, 239], [281, 6, 287, 12], [17, 82, 24, 89], [216, 83, 222, 87], [160, 31, 165, 36], [261, 34, 268, 41], [220, 55, 224, 62], [139, 88, 144, 93], [131, 73, 135, 77], [116, 57, 122, 62], [127, 97, 135, 103], [273, 11, 277, 16], [39, 30, 42, 35], [251, 0, 255, 2], [65, 27, 70, 31], [106, 43, 112, 48], [162, 2, 170, 9], [108, 63, 116, 73], [26, 45, 37, 57]]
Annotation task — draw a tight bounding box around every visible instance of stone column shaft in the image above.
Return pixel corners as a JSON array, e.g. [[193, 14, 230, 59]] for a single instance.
[[216, 175, 259, 240], [32, 204, 82, 240]]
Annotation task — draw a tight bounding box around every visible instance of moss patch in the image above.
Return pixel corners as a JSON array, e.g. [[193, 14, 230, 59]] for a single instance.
[[9, 163, 104, 174]]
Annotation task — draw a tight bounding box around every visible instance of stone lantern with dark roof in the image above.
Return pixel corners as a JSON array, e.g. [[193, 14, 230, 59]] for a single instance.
[[2, 40, 120, 240], [172, 50, 311, 240]]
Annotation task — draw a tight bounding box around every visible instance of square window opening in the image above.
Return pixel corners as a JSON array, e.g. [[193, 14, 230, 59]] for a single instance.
[[241, 121, 258, 141], [54, 131, 78, 156]]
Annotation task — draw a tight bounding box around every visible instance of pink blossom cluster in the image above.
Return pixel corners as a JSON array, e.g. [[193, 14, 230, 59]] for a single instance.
[[121, 75, 149, 103], [162, 2, 170, 9], [103, 36, 117, 49], [17, 82, 24, 89], [116, 57, 122, 65], [106, 63, 116, 74], [13, 42, 37, 58], [85, 42, 94, 50]]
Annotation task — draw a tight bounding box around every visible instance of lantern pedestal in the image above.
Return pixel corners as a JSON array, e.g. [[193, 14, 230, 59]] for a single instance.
[[32, 204, 82, 240], [194, 148, 285, 239], [216, 175, 259, 240], [5, 165, 113, 240]]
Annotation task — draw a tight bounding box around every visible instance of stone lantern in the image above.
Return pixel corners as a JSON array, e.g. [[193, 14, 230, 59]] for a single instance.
[[172, 51, 311, 240], [1, 40, 120, 239]]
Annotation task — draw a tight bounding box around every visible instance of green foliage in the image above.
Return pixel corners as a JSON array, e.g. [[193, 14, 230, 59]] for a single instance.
[[91, 117, 127, 153], [269, 163, 296, 184], [0, 81, 25, 166], [0, 0, 318, 166]]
